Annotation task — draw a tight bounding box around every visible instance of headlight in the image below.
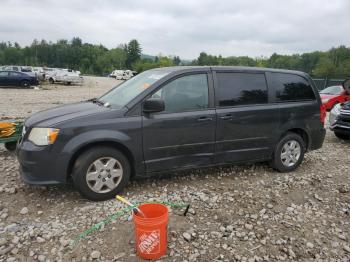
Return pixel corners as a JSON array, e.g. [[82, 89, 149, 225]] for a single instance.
[[331, 103, 341, 115], [21, 126, 26, 136], [329, 103, 341, 126], [28, 127, 60, 146]]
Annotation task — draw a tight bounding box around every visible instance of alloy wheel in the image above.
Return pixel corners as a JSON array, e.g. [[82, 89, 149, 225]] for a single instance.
[[86, 157, 123, 193], [280, 140, 301, 167]]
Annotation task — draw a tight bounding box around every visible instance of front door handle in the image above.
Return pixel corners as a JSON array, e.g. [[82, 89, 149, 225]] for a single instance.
[[220, 114, 232, 120], [197, 116, 213, 122]]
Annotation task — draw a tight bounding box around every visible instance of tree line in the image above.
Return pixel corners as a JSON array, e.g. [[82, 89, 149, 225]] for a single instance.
[[0, 37, 349, 78], [0, 37, 180, 75], [193, 46, 350, 78]]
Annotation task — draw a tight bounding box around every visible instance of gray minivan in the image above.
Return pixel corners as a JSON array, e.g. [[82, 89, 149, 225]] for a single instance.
[[17, 66, 326, 200]]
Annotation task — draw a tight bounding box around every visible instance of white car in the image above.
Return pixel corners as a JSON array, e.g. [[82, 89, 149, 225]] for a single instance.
[[32, 67, 45, 81], [122, 70, 133, 80], [45, 68, 83, 85], [110, 70, 133, 80], [110, 70, 124, 79]]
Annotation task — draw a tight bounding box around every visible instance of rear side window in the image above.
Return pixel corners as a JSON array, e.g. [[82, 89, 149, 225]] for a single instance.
[[216, 72, 268, 107], [9, 72, 21, 77], [270, 73, 315, 102]]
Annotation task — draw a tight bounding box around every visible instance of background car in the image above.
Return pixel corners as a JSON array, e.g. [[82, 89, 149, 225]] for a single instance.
[[109, 69, 134, 80], [1, 65, 37, 78], [45, 68, 83, 85], [319, 85, 350, 110], [32, 67, 45, 81], [0, 70, 39, 87], [329, 79, 350, 139]]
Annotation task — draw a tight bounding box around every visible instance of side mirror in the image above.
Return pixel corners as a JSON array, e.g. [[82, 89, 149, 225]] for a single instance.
[[343, 79, 350, 95], [143, 98, 165, 113]]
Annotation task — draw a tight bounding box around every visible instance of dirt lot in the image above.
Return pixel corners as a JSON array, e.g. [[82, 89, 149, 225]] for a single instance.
[[0, 77, 349, 262], [0, 76, 118, 120]]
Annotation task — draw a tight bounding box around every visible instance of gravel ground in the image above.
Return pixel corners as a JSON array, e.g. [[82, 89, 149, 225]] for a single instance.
[[0, 76, 118, 120], [0, 77, 349, 262]]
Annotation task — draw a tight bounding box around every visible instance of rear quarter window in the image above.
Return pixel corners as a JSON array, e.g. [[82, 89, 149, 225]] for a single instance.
[[270, 73, 316, 102], [9, 72, 21, 77]]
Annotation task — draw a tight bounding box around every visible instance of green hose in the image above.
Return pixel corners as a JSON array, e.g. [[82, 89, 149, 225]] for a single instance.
[[70, 201, 189, 247]]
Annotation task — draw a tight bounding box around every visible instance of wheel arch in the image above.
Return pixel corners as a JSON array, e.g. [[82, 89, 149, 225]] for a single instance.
[[20, 79, 29, 85], [66, 140, 136, 181], [281, 128, 310, 150]]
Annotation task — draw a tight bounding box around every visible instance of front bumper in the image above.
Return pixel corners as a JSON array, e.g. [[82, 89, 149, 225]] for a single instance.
[[330, 122, 350, 135], [30, 79, 39, 86], [329, 110, 350, 135], [17, 140, 66, 185]]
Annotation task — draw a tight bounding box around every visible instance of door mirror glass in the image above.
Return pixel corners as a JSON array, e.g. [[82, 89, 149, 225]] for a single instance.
[[343, 79, 350, 94], [143, 98, 165, 113]]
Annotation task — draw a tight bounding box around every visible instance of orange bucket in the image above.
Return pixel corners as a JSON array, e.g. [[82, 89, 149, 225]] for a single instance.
[[133, 203, 168, 260]]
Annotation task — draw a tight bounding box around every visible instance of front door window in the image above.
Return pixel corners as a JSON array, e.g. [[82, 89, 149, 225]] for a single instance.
[[152, 74, 209, 113]]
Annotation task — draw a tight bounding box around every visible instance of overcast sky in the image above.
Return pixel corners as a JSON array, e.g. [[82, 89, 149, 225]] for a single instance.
[[1, 0, 349, 59]]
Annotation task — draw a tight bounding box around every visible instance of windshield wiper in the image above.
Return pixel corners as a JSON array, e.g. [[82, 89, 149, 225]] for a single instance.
[[89, 98, 111, 108], [88, 98, 105, 106]]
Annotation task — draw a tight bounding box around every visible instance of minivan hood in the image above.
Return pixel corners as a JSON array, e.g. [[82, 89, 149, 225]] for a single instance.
[[25, 101, 110, 127]]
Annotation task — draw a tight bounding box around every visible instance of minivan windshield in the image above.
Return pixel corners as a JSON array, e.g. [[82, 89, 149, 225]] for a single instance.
[[99, 70, 170, 108]]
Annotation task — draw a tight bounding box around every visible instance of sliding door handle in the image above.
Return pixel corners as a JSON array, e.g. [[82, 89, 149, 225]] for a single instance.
[[197, 116, 213, 122], [220, 114, 232, 120]]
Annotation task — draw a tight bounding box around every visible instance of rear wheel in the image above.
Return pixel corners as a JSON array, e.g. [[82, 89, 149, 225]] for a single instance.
[[72, 146, 130, 201], [270, 133, 305, 172], [20, 80, 30, 88], [334, 131, 350, 140]]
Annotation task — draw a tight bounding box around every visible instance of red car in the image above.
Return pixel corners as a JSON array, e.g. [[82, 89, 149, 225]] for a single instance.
[[319, 85, 350, 111]]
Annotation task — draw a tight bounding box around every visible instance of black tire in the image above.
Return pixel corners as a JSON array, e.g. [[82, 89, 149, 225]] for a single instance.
[[72, 146, 130, 201], [49, 78, 54, 84], [20, 80, 30, 88], [270, 132, 305, 172], [4, 141, 17, 151], [334, 131, 350, 140]]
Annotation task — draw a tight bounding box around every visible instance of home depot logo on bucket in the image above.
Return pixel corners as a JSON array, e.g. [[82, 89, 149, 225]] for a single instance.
[[138, 230, 160, 254]]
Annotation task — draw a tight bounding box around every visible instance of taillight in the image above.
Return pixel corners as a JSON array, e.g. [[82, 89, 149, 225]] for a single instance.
[[320, 104, 326, 125]]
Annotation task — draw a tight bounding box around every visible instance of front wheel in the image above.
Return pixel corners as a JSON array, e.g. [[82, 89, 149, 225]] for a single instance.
[[270, 133, 305, 172], [72, 146, 131, 201], [20, 80, 30, 88]]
